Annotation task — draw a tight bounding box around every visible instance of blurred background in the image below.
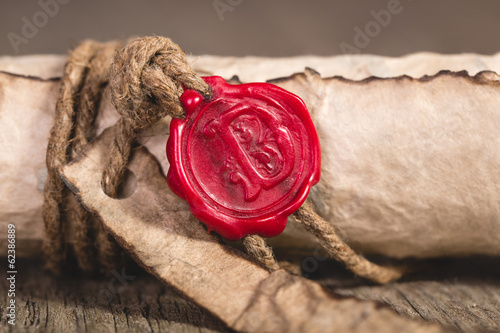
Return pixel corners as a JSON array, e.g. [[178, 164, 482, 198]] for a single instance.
[[1, 0, 499, 57]]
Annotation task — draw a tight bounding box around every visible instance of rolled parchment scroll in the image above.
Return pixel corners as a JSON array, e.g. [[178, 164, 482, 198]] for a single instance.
[[1, 53, 500, 259]]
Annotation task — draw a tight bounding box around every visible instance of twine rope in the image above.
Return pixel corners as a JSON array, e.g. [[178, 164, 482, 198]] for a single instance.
[[293, 202, 403, 283], [102, 36, 211, 198], [71, 41, 124, 274], [243, 235, 280, 271], [43, 40, 109, 274]]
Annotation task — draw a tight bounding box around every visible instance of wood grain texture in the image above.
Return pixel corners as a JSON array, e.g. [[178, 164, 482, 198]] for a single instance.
[[340, 281, 500, 333], [325, 257, 500, 333], [0, 259, 230, 333], [2, 257, 500, 332]]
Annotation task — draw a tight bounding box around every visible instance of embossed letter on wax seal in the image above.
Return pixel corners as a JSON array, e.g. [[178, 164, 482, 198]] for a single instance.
[[166, 76, 320, 240]]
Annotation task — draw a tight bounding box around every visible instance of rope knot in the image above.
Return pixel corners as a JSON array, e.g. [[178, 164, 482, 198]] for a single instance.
[[109, 36, 211, 131]]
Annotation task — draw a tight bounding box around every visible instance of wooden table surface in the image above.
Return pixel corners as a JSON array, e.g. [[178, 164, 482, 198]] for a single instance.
[[2, 256, 500, 332]]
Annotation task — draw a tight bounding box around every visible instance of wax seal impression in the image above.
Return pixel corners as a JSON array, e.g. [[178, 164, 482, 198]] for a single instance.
[[166, 76, 320, 240]]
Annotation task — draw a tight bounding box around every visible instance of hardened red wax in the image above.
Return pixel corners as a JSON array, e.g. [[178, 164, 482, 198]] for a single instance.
[[166, 76, 320, 240]]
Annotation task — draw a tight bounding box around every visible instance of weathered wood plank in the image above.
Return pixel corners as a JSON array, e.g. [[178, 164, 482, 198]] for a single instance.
[[2, 257, 500, 332], [330, 257, 500, 333], [0, 259, 231, 332]]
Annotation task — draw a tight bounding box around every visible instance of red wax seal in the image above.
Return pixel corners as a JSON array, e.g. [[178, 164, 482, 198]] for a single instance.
[[166, 76, 320, 240]]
